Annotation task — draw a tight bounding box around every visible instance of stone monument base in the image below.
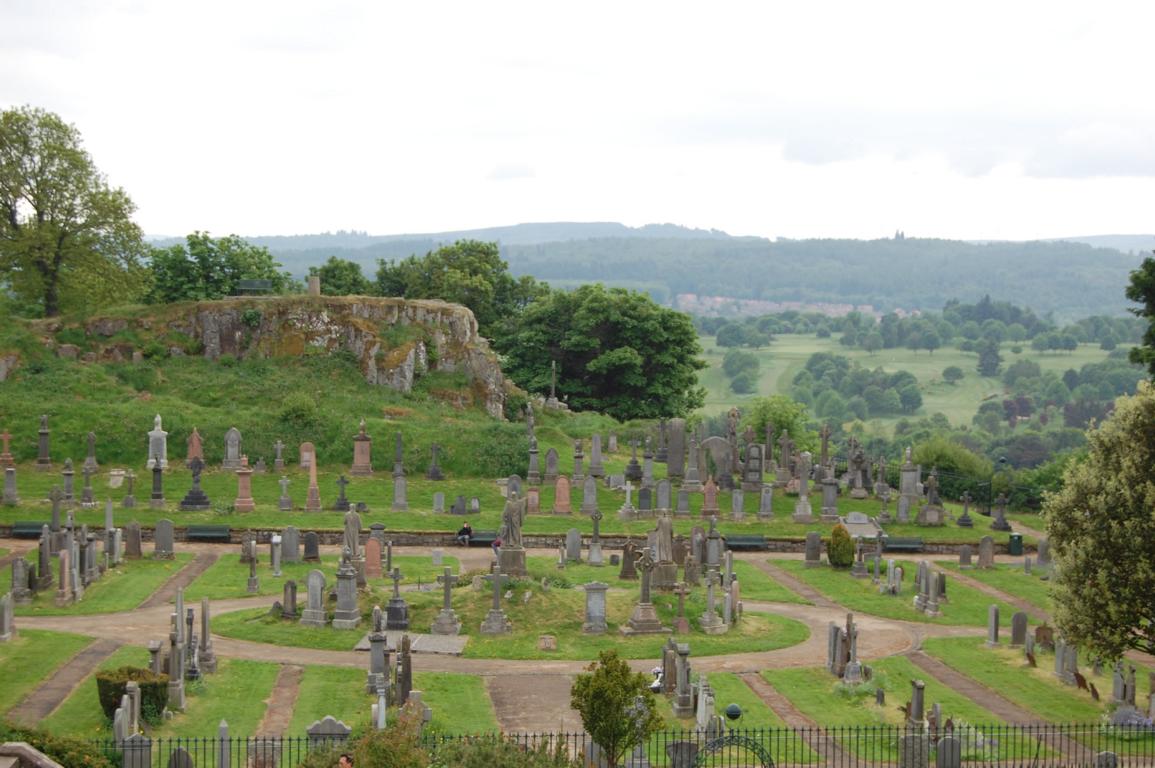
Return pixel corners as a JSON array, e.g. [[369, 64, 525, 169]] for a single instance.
[[332, 610, 361, 630], [916, 506, 946, 526], [621, 602, 670, 635], [299, 609, 326, 627], [480, 608, 512, 635], [699, 614, 729, 635], [430, 609, 461, 636], [499, 547, 528, 577], [588, 542, 604, 566], [386, 599, 409, 630], [653, 562, 678, 591]]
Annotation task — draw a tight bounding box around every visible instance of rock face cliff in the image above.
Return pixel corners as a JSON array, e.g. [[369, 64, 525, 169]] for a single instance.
[[27, 297, 511, 418]]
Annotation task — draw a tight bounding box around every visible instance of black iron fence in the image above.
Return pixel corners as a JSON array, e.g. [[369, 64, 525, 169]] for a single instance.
[[90, 722, 1155, 767]]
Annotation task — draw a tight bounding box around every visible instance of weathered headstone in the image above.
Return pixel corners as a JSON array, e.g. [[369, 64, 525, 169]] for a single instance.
[[146, 415, 168, 470], [804, 531, 822, 567], [300, 570, 327, 627], [978, 536, 995, 568], [303, 531, 321, 562], [351, 419, 373, 476], [154, 519, 174, 559], [222, 427, 242, 470], [1011, 611, 1028, 646], [565, 528, 583, 562]]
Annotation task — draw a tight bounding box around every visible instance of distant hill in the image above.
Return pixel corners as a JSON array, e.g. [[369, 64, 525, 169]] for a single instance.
[[148, 223, 1145, 322], [1050, 234, 1155, 254]]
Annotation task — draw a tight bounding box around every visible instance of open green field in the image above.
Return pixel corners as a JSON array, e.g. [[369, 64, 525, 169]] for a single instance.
[[700, 333, 1118, 426]]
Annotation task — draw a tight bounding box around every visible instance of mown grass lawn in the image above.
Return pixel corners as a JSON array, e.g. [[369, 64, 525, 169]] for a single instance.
[[4, 553, 192, 616], [0, 629, 95, 718]]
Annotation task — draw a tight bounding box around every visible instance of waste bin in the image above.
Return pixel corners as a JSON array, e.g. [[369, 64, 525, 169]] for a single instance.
[[1008, 532, 1023, 556]]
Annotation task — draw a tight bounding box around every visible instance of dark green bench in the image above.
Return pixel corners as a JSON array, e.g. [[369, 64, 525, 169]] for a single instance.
[[10, 521, 47, 538], [882, 537, 924, 553], [724, 534, 768, 551], [467, 530, 500, 548], [186, 525, 231, 543]]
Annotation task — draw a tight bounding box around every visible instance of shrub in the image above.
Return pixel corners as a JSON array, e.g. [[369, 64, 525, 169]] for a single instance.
[[95, 666, 169, 723], [240, 308, 263, 328], [279, 391, 321, 429], [828, 523, 854, 568], [0, 722, 118, 768], [432, 735, 582, 767]]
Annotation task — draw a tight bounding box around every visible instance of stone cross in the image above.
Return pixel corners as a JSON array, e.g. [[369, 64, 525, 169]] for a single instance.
[[636, 546, 656, 604], [491, 563, 505, 611], [439, 567, 457, 610], [336, 474, 349, 499], [390, 567, 404, 599], [591, 509, 603, 543], [819, 423, 831, 466], [673, 582, 689, 619]]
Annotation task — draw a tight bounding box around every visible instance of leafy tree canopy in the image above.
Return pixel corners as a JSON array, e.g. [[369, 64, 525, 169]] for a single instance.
[[1125, 253, 1155, 377], [497, 284, 706, 420], [308, 255, 371, 296], [0, 105, 149, 317], [147, 232, 292, 303], [1044, 380, 1155, 659], [741, 395, 817, 453], [376, 239, 546, 339], [570, 649, 663, 768]]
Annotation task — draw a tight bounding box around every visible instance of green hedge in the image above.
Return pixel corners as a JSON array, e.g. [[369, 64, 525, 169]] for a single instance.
[[95, 666, 169, 724]]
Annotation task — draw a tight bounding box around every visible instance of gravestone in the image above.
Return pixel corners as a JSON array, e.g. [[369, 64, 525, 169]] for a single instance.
[[222, 427, 242, 470], [730, 488, 744, 520], [958, 545, 973, 569], [300, 570, 327, 627], [302, 442, 322, 512], [433, 492, 445, 514], [553, 476, 572, 514], [282, 580, 298, 619], [178, 458, 212, 511], [417, 440, 443, 480], [565, 528, 583, 562], [364, 539, 383, 579], [589, 434, 605, 477], [351, 419, 373, 476], [303, 532, 321, 562], [480, 564, 513, 634], [125, 522, 142, 559], [619, 541, 638, 580], [392, 475, 409, 511], [282, 526, 300, 563], [146, 415, 168, 470], [430, 567, 461, 635], [544, 448, 559, 485], [185, 427, 204, 470], [978, 536, 995, 568], [1011, 611, 1028, 646], [581, 476, 598, 515], [1, 467, 17, 506], [656, 479, 672, 512], [986, 605, 1000, 646], [804, 531, 822, 567], [154, 519, 174, 559], [583, 582, 608, 634]]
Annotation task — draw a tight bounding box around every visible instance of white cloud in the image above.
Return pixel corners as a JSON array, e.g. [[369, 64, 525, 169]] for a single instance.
[[3, 0, 1155, 240]]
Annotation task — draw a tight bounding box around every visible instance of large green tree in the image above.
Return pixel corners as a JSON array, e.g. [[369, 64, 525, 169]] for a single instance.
[[1044, 380, 1155, 659], [497, 284, 706, 420], [570, 650, 663, 768], [148, 232, 292, 303], [308, 255, 371, 296], [375, 239, 545, 339], [1125, 253, 1155, 377], [741, 394, 818, 453], [0, 106, 148, 316]]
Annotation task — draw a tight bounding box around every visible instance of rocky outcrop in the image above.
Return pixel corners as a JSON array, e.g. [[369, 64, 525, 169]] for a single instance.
[[50, 297, 510, 418]]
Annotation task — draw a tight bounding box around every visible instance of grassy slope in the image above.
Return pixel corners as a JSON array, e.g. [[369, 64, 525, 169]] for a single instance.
[[700, 333, 1116, 425]]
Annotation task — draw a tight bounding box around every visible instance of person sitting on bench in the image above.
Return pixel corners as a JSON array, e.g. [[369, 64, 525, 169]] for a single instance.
[[456, 522, 473, 546]]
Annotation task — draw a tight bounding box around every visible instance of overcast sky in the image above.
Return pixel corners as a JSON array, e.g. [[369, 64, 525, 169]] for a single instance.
[[3, 0, 1153, 241]]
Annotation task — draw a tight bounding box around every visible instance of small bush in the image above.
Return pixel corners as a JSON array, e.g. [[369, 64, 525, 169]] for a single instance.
[[828, 523, 854, 568], [279, 391, 321, 429], [95, 666, 169, 723], [141, 341, 168, 360], [240, 308, 263, 328], [432, 735, 582, 767], [0, 721, 118, 768], [55, 327, 88, 348]]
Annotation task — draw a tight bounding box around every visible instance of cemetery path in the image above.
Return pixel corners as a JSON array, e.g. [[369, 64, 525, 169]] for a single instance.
[[907, 651, 1095, 762], [940, 566, 1049, 622], [739, 672, 852, 765], [751, 561, 839, 609], [487, 674, 583, 733], [254, 664, 303, 737], [8, 637, 121, 727], [137, 551, 219, 609]]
